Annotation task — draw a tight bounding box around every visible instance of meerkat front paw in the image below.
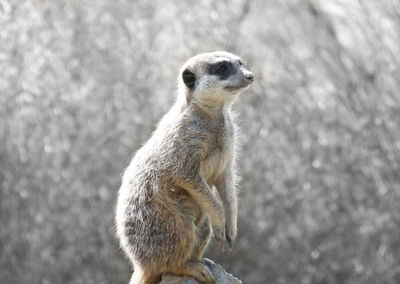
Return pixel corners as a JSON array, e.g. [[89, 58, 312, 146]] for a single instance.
[[214, 224, 233, 252], [213, 223, 226, 241], [214, 219, 237, 251], [225, 222, 237, 250]]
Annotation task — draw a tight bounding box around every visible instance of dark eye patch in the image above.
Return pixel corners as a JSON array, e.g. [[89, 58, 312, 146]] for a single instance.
[[208, 60, 237, 80]]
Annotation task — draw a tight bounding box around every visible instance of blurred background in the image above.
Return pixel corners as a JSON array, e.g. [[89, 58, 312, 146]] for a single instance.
[[1, 0, 400, 283]]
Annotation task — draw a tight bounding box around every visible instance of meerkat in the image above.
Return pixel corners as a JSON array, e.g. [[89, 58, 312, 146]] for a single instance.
[[115, 51, 254, 284]]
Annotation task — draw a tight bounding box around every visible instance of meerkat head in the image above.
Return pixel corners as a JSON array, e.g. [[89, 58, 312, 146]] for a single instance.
[[178, 51, 254, 105]]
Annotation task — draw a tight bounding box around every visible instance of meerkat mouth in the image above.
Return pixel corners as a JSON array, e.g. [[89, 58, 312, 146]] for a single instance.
[[224, 84, 251, 91]]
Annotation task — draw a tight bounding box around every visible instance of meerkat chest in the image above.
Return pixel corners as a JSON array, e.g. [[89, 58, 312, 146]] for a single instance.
[[201, 118, 235, 183], [201, 148, 231, 182]]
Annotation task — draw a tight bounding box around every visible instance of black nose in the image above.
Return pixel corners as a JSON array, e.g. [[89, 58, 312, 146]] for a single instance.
[[245, 72, 254, 81]]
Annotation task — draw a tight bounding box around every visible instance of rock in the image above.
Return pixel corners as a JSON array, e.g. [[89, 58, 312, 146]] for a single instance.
[[159, 259, 242, 284]]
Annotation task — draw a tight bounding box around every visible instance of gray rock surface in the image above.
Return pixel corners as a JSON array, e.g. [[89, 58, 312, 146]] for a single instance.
[[159, 259, 242, 284]]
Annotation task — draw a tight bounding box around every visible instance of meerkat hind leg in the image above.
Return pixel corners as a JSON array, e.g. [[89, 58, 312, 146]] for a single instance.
[[166, 261, 214, 283], [163, 215, 214, 283]]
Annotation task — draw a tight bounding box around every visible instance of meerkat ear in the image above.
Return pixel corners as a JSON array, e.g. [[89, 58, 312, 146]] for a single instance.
[[182, 68, 196, 90]]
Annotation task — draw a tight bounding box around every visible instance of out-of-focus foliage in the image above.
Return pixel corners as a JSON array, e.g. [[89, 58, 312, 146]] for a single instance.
[[1, 0, 400, 283]]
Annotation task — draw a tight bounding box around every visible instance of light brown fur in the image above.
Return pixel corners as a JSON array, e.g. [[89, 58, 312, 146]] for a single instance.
[[116, 51, 254, 284]]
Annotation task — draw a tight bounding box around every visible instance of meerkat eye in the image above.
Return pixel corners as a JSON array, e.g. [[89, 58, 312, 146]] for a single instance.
[[208, 61, 236, 79], [219, 64, 227, 72], [238, 60, 243, 66]]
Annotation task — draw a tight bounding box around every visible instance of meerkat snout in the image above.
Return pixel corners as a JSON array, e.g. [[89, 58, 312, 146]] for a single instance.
[[244, 71, 254, 82]]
